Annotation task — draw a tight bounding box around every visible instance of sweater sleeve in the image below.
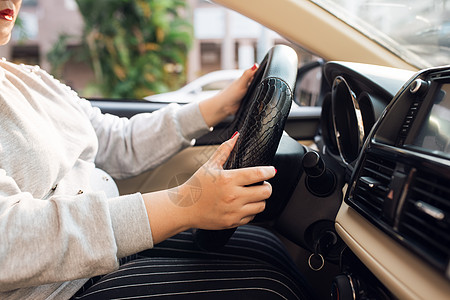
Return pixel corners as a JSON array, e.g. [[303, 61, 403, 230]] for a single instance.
[[0, 170, 152, 291], [78, 99, 211, 179]]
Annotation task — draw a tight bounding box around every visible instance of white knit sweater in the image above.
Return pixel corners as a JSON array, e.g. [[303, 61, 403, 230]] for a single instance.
[[0, 60, 210, 299]]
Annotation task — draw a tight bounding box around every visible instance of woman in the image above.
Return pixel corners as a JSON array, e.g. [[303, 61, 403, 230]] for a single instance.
[[0, 1, 314, 299]]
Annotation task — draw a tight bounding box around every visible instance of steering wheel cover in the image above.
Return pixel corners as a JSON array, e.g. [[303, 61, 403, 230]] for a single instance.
[[194, 45, 298, 251]]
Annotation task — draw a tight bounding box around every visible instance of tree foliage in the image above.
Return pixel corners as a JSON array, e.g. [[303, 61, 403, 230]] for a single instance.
[[51, 0, 193, 98], [47, 34, 74, 79]]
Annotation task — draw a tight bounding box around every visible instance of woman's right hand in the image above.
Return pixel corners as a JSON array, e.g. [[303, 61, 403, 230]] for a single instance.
[[142, 132, 276, 245], [180, 132, 276, 230]]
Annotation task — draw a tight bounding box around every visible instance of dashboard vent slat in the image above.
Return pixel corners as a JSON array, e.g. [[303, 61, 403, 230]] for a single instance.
[[412, 178, 450, 210], [351, 154, 396, 217], [398, 170, 450, 268]]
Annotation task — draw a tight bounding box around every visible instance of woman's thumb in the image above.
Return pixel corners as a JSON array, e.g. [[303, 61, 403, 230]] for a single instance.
[[209, 131, 239, 168]]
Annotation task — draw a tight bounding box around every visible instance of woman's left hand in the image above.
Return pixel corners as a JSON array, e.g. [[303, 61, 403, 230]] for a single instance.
[[199, 64, 258, 127]]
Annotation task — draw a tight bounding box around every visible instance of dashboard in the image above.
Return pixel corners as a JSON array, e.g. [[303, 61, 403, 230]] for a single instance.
[[317, 62, 450, 299]]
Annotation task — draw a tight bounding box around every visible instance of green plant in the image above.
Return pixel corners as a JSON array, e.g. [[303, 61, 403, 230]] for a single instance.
[[75, 0, 193, 98], [46, 34, 74, 78]]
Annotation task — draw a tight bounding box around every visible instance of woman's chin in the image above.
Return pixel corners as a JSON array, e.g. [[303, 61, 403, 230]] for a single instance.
[[0, 32, 11, 46]]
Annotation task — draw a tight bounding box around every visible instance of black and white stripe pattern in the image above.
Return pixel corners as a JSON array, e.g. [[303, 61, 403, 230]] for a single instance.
[[72, 225, 315, 299]]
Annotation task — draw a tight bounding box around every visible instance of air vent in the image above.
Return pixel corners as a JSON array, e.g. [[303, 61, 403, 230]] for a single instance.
[[396, 100, 421, 146], [351, 154, 396, 217], [430, 70, 450, 81], [398, 170, 450, 269]]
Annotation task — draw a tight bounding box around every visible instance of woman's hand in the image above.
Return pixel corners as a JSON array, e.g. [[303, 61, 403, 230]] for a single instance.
[[199, 64, 258, 127], [142, 132, 276, 244], [181, 132, 275, 230]]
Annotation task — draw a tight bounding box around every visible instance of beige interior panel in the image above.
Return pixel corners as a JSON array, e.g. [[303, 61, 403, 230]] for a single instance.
[[116, 145, 218, 195], [116, 138, 315, 195], [336, 202, 450, 300], [213, 0, 417, 71]]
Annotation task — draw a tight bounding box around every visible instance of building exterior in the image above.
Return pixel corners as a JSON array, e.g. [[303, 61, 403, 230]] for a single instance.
[[2, 0, 83, 67], [188, 0, 283, 78]]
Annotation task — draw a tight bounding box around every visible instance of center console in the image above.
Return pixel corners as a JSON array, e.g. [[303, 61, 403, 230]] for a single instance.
[[336, 65, 450, 299]]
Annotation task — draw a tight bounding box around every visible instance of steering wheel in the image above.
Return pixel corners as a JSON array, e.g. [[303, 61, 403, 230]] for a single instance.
[[194, 45, 298, 251]]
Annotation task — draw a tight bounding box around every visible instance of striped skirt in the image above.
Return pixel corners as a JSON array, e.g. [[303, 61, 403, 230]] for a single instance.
[[72, 225, 315, 300]]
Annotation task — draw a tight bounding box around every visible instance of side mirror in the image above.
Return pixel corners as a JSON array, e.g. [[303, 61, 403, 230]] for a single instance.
[[294, 60, 328, 107]]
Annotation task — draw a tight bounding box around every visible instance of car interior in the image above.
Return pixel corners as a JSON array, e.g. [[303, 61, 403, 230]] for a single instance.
[[85, 0, 450, 299]]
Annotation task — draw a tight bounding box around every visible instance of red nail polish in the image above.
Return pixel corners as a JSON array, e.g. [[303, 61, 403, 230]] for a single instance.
[[231, 131, 239, 139], [275, 168, 278, 174], [251, 64, 258, 71]]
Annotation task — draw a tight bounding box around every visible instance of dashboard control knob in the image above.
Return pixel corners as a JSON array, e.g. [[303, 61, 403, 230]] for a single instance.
[[331, 274, 357, 300], [303, 151, 325, 177], [302, 151, 336, 197], [409, 79, 429, 96]]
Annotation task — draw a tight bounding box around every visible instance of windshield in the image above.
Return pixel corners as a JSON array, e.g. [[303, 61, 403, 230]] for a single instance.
[[311, 0, 450, 69]]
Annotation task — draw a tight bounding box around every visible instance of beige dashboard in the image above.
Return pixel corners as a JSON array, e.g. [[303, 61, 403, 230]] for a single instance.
[[336, 202, 450, 300]]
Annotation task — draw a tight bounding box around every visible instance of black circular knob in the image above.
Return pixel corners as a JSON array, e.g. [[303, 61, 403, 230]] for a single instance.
[[331, 274, 356, 300], [302, 151, 325, 177], [302, 150, 336, 197]]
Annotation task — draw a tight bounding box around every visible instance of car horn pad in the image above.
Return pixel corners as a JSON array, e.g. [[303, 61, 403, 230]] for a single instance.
[[194, 45, 298, 251]]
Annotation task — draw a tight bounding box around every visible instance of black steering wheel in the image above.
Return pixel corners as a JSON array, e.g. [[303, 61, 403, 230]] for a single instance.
[[194, 45, 298, 250]]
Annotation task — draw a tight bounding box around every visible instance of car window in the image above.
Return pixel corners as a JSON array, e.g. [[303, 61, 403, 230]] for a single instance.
[[6, 0, 319, 104]]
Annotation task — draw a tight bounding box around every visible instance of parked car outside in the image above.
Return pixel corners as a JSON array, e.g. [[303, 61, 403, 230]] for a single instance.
[[144, 69, 244, 103]]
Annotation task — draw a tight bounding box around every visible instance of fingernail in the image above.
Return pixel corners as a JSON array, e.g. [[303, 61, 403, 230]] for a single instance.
[[251, 63, 258, 71], [231, 131, 239, 139], [274, 168, 278, 174]]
